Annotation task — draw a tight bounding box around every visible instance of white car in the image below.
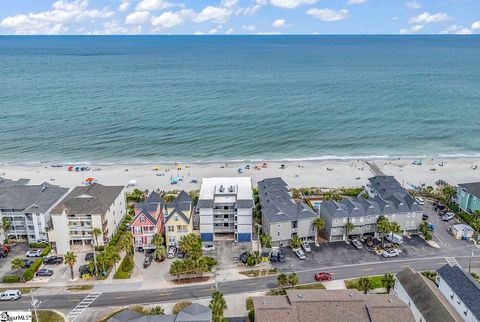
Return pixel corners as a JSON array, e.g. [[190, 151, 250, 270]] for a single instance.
[[382, 249, 399, 258], [442, 212, 455, 221], [301, 241, 311, 253], [202, 244, 216, 252], [26, 249, 42, 257], [0, 290, 21, 301], [352, 239, 363, 250], [415, 196, 425, 205], [294, 249, 306, 260], [167, 246, 177, 259]]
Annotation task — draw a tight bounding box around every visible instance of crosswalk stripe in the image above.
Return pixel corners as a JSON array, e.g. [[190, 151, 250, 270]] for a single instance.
[[67, 292, 102, 321]]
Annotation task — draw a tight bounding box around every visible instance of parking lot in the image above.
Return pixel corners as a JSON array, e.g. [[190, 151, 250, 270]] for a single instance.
[[0, 243, 29, 278]]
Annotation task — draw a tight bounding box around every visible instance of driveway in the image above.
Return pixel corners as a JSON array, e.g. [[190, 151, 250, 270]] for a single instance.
[[0, 243, 29, 278]]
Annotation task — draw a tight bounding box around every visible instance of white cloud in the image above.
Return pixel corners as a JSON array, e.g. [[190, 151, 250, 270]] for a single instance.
[[221, 0, 238, 8], [243, 5, 261, 16], [307, 8, 349, 22], [151, 9, 192, 28], [136, 0, 173, 11], [242, 24, 256, 31], [194, 31, 204, 35], [441, 24, 473, 35], [405, 1, 421, 9], [270, 0, 318, 9], [347, 0, 366, 5], [0, 0, 113, 34], [126, 11, 150, 24], [409, 12, 450, 25], [272, 19, 286, 27], [225, 28, 234, 34], [257, 31, 281, 35], [208, 28, 218, 34], [118, 1, 130, 12], [399, 24, 423, 34], [472, 21, 480, 30], [193, 6, 231, 24]]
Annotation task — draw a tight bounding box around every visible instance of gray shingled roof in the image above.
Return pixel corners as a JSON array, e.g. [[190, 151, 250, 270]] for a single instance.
[[176, 303, 211, 322], [51, 183, 123, 215], [0, 177, 30, 187], [0, 182, 68, 213], [437, 265, 480, 319], [396, 267, 461, 322], [108, 304, 210, 322], [458, 182, 480, 199], [368, 176, 422, 212], [258, 177, 317, 224], [166, 191, 193, 224]]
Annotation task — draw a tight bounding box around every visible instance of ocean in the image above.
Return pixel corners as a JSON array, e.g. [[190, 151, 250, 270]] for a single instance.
[[0, 35, 479, 164]]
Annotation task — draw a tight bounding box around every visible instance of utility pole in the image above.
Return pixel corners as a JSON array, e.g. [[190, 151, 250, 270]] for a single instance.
[[468, 243, 475, 273], [213, 267, 218, 290], [254, 223, 262, 254], [92, 237, 98, 277], [30, 290, 40, 322]]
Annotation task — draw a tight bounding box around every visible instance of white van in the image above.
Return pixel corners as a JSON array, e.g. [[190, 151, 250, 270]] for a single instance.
[[0, 290, 21, 301], [415, 196, 425, 205], [385, 233, 403, 245]]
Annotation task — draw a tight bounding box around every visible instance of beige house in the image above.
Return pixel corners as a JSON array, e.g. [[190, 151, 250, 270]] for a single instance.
[[165, 191, 194, 246], [49, 183, 126, 255]]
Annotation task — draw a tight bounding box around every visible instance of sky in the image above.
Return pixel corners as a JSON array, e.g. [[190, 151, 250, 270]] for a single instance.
[[0, 0, 479, 35]]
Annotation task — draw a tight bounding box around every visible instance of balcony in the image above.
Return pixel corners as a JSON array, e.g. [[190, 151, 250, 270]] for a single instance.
[[102, 219, 108, 229]]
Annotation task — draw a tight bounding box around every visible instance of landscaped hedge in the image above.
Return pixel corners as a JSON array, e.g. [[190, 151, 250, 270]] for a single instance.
[[23, 258, 43, 282], [113, 254, 134, 279], [41, 246, 51, 257], [28, 242, 48, 248], [3, 275, 21, 283]]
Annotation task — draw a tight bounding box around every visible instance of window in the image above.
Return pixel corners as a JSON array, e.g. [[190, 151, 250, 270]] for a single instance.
[[312, 226, 315, 232], [343, 218, 347, 224], [406, 221, 409, 227], [412, 213, 415, 218], [277, 232, 280, 237], [461, 191, 465, 197], [360, 217, 363, 223], [351, 218, 355, 224], [367, 216, 371, 221], [134, 226, 141, 234], [174, 215, 179, 221], [134, 237, 142, 245], [140, 216, 145, 223], [167, 225, 174, 232], [277, 224, 281, 228]]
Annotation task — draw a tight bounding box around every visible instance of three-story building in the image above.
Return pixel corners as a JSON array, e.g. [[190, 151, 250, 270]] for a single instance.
[[131, 191, 165, 247]]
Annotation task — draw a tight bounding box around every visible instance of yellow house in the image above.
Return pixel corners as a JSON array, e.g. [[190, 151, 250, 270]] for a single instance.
[[165, 191, 194, 246]]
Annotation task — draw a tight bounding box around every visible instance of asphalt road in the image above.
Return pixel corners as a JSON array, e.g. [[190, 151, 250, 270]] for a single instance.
[[3, 254, 480, 311]]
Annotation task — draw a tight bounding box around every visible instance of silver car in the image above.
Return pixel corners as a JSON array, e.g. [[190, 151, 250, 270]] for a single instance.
[[295, 249, 306, 260], [301, 241, 311, 253], [352, 239, 363, 250]]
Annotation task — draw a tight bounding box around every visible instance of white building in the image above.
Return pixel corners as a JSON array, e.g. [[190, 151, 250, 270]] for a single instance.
[[49, 183, 126, 255], [437, 264, 480, 322], [0, 178, 68, 243], [197, 177, 254, 242]]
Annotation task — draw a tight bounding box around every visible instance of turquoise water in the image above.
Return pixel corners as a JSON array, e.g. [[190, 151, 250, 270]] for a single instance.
[[0, 35, 479, 164]]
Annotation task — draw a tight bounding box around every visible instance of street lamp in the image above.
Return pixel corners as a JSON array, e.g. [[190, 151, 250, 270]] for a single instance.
[[212, 267, 218, 290], [30, 291, 40, 322], [254, 223, 262, 254], [468, 243, 475, 273]]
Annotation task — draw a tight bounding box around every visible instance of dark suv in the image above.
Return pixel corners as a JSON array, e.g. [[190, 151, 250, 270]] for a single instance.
[[43, 256, 64, 265], [85, 253, 94, 261], [143, 255, 153, 268]]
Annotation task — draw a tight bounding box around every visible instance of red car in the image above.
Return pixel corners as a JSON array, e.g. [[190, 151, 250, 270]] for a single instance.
[[1, 245, 10, 253], [314, 272, 333, 281]]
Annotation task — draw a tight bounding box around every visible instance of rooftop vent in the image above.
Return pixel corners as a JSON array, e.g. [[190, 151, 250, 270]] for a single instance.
[[219, 185, 224, 193]]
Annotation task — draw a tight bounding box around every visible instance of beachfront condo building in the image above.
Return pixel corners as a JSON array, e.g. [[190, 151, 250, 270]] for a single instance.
[[165, 190, 194, 246], [456, 182, 480, 214], [0, 177, 68, 243], [49, 183, 126, 255], [258, 177, 317, 247], [197, 177, 254, 242], [320, 176, 423, 242], [131, 191, 165, 248]]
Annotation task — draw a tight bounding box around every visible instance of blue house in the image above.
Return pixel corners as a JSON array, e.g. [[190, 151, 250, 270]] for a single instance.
[[456, 182, 480, 214]]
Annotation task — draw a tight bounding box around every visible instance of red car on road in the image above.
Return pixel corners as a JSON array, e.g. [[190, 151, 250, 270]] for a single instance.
[[314, 272, 333, 281]]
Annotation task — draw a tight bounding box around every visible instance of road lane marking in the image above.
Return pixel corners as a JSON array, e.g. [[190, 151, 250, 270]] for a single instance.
[[159, 293, 173, 296], [361, 268, 373, 271], [67, 292, 102, 321], [246, 283, 257, 286], [114, 296, 127, 299], [445, 257, 460, 267]]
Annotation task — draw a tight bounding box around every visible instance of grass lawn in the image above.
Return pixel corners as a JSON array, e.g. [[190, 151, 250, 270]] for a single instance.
[[239, 269, 278, 277], [294, 283, 326, 290], [65, 285, 94, 291], [32, 310, 64, 322], [246, 297, 254, 311], [345, 275, 385, 290], [0, 287, 38, 293]]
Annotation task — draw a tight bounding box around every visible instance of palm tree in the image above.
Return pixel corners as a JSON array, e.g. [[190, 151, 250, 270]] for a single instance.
[[442, 185, 456, 203], [344, 222, 354, 241], [122, 231, 134, 256], [149, 306, 165, 315], [290, 235, 302, 249], [152, 233, 164, 246], [178, 233, 202, 261], [389, 222, 401, 234], [170, 260, 183, 281], [209, 291, 227, 322], [277, 273, 288, 290], [108, 250, 121, 274], [358, 277, 374, 294], [154, 245, 167, 262], [382, 273, 395, 294], [64, 251, 77, 280], [287, 273, 299, 289], [260, 234, 272, 248], [92, 228, 102, 247], [11, 257, 25, 270], [312, 217, 325, 244], [1, 218, 11, 242], [163, 194, 176, 203], [376, 216, 390, 247]]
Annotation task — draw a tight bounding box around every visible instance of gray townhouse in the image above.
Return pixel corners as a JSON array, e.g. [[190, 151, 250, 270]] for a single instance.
[[258, 177, 317, 247], [0, 177, 69, 243], [320, 175, 423, 242]]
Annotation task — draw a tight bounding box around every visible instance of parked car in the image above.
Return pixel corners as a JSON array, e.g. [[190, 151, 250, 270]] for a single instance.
[[85, 253, 94, 261], [415, 196, 425, 205], [277, 250, 285, 262], [177, 250, 186, 258], [301, 241, 311, 253], [22, 259, 33, 268], [314, 272, 333, 281], [2, 245, 11, 253], [136, 247, 145, 253], [382, 249, 399, 258], [36, 238, 48, 244], [352, 239, 363, 250], [365, 237, 374, 248], [270, 250, 279, 262], [167, 246, 177, 259], [0, 290, 21, 301], [43, 256, 64, 265], [143, 255, 153, 268], [422, 214, 429, 221], [36, 269, 54, 277], [294, 249, 306, 260], [239, 251, 249, 264], [385, 233, 403, 245], [26, 249, 42, 257], [442, 212, 455, 221], [202, 244, 216, 252], [0, 250, 7, 259], [79, 264, 92, 276]]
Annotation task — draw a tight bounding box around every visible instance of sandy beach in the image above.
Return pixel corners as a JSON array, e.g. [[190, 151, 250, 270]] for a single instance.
[[1, 158, 480, 192]]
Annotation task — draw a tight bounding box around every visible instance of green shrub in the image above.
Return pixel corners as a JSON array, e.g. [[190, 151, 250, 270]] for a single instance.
[[203, 256, 218, 269], [41, 246, 51, 257], [425, 231, 432, 240], [31, 258, 43, 271], [3, 275, 21, 283], [113, 255, 134, 279], [172, 301, 192, 314], [28, 242, 48, 248], [95, 245, 105, 252], [23, 269, 35, 281], [113, 271, 130, 279], [247, 256, 256, 267], [248, 310, 255, 322]]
